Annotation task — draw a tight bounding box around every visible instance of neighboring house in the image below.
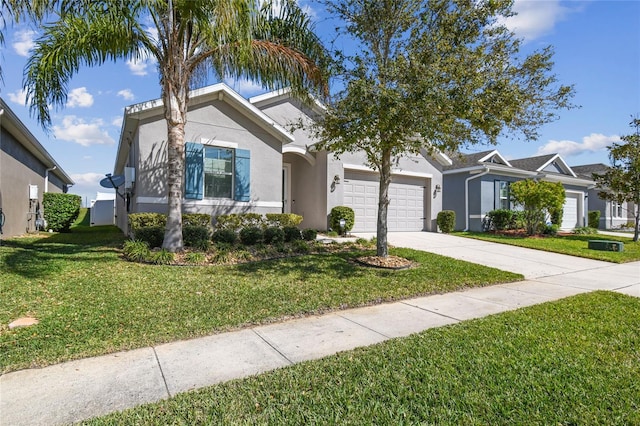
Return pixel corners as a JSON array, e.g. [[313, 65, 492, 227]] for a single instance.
[[442, 150, 594, 231], [572, 163, 636, 229], [114, 83, 451, 234], [0, 97, 74, 238]]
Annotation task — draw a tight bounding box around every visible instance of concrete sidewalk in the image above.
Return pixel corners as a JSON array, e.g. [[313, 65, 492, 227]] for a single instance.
[[1, 233, 638, 426]]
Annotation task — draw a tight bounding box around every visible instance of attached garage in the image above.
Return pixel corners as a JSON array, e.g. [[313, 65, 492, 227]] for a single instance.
[[561, 192, 582, 230], [343, 170, 428, 232]]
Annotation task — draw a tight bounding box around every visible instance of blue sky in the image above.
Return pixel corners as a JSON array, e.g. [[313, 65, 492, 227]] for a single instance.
[[1, 0, 638, 206]]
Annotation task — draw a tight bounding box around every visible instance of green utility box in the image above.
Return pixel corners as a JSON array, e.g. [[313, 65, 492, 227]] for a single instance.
[[588, 240, 624, 252]]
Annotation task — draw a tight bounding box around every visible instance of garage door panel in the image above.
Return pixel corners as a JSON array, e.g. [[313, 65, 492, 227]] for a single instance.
[[344, 172, 426, 232], [561, 194, 579, 230]]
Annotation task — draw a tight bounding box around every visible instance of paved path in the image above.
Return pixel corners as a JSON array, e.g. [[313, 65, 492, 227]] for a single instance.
[[1, 233, 638, 425]]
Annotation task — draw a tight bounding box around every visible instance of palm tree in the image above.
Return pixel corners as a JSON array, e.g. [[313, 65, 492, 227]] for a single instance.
[[0, 0, 49, 81], [23, 0, 328, 251]]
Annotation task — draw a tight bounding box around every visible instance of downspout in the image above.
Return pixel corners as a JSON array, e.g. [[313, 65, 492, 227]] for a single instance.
[[464, 166, 490, 231], [45, 166, 57, 193]]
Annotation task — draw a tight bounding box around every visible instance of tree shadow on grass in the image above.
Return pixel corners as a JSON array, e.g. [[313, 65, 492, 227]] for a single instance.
[[0, 226, 126, 280]]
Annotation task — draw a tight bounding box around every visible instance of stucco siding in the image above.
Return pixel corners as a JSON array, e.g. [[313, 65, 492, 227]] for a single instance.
[[1, 128, 65, 237]]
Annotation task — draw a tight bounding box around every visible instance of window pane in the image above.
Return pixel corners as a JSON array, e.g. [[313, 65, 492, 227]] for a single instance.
[[204, 147, 233, 198]]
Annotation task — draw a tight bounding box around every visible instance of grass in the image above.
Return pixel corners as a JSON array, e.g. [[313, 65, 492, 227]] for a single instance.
[[0, 223, 522, 373], [83, 291, 640, 425], [456, 231, 640, 263]]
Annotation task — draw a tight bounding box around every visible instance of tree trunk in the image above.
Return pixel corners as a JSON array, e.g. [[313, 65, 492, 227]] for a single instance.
[[161, 75, 189, 252], [376, 149, 392, 257], [634, 200, 639, 242]]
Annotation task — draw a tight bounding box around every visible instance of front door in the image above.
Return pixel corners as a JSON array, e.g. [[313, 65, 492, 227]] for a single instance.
[[282, 163, 291, 213]]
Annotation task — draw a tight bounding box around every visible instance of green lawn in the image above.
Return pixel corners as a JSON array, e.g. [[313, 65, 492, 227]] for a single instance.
[[456, 231, 640, 263], [0, 224, 521, 373], [83, 291, 640, 425]]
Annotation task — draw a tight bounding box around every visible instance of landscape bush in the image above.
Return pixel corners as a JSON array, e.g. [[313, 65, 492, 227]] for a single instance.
[[486, 209, 514, 231], [263, 226, 285, 245], [183, 213, 212, 228], [588, 210, 601, 229], [212, 229, 238, 245], [134, 226, 164, 248], [265, 213, 303, 228], [240, 226, 263, 245], [43, 193, 81, 232], [183, 225, 211, 248], [122, 240, 150, 262], [330, 206, 355, 235], [437, 210, 456, 233], [128, 213, 166, 230], [302, 228, 318, 241], [283, 226, 302, 242]]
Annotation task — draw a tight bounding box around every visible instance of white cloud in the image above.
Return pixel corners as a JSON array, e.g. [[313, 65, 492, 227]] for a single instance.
[[70, 172, 104, 187], [537, 133, 621, 157], [67, 87, 94, 108], [7, 88, 28, 106], [126, 56, 157, 76], [112, 116, 123, 128], [53, 116, 116, 147], [224, 77, 265, 97], [12, 29, 37, 56], [498, 0, 571, 41], [117, 89, 135, 101]]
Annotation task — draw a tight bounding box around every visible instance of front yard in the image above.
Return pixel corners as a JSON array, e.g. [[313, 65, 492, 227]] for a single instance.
[[84, 291, 640, 425], [456, 231, 640, 263], [0, 224, 521, 373]]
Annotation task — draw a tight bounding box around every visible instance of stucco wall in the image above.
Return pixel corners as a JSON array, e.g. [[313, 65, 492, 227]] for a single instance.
[[0, 128, 65, 238]]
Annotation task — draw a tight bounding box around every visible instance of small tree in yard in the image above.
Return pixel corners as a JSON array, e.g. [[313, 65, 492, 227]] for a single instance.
[[312, 0, 574, 257], [593, 118, 640, 242], [510, 180, 565, 236]]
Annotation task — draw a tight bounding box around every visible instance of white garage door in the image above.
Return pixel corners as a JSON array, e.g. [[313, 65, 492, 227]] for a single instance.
[[561, 194, 578, 230], [343, 171, 426, 232]]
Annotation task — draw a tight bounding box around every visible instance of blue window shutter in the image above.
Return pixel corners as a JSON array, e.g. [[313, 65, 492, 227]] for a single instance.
[[185, 142, 203, 200], [234, 149, 250, 202]]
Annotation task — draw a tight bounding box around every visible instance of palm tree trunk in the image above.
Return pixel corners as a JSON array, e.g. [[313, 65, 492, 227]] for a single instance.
[[376, 149, 392, 257], [161, 79, 189, 252]]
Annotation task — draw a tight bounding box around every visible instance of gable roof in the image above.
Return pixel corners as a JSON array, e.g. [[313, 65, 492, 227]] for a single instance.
[[0, 98, 74, 185], [115, 83, 294, 173], [510, 153, 576, 177], [444, 149, 511, 171], [572, 163, 609, 179]]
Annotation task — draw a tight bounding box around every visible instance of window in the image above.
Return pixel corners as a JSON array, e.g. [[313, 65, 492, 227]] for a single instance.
[[496, 181, 510, 210], [185, 142, 250, 202], [613, 202, 623, 218], [204, 147, 233, 198]]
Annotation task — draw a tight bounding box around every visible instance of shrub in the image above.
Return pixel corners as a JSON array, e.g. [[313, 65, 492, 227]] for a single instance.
[[134, 226, 164, 248], [183, 252, 207, 265], [588, 210, 601, 228], [437, 210, 456, 233], [214, 213, 264, 231], [122, 240, 150, 262], [486, 209, 514, 231], [128, 213, 166, 230], [542, 224, 559, 236], [183, 213, 211, 228], [330, 206, 355, 235], [239, 226, 263, 245], [150, 249, 175, 265], [510, 180, 565, 235], [574, 226, 598, 235], [42, 193, 81, 232], [265, 213, 303, 228], [283, 226, 302, 242], [292, 240, 310, 253], [212, 229, 237, 245], [183, 225, 211, 248], [301, 228, 318, 241], [263, 226, 285, 245]]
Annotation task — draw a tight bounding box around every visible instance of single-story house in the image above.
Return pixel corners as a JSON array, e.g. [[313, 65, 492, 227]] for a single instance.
[[0, 97, 74, 238], [442, 150, 594, 231], [114, 83, 451, 234], [572, 163, 636, 229]]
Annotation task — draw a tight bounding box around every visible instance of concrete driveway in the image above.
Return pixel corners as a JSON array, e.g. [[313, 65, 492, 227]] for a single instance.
[[354, 232, 640, 294]]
